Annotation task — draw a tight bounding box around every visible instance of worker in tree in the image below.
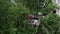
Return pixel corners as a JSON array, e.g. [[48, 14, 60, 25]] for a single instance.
[[28, 14, 34, 24], [28, 14, 34, 19], [28, 12, 42, 26]]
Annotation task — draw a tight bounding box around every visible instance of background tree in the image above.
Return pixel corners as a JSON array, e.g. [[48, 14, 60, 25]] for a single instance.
[[0, 0, 60, 34]]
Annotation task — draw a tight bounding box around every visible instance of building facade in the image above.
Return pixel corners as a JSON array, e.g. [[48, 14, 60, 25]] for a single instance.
[[52, 0, 60, 16]]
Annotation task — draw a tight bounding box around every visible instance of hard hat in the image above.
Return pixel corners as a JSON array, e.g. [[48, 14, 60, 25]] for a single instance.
[[38, 12, 42, 15]]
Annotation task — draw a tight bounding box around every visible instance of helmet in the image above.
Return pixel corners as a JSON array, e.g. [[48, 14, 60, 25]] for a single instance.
[[38, 12, 42, 16]]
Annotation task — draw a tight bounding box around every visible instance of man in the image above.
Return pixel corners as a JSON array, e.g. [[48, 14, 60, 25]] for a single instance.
[[28, 12, 42, 26]]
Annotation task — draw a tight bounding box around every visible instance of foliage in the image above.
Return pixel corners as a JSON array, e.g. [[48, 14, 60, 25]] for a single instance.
[[0, 0, 60, 34]]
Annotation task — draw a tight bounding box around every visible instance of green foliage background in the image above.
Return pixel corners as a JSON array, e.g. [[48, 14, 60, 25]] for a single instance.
[[0, 0, 60, 34]]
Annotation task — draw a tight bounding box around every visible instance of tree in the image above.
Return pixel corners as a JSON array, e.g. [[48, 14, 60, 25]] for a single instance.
[[0, 0, 60, 34]]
